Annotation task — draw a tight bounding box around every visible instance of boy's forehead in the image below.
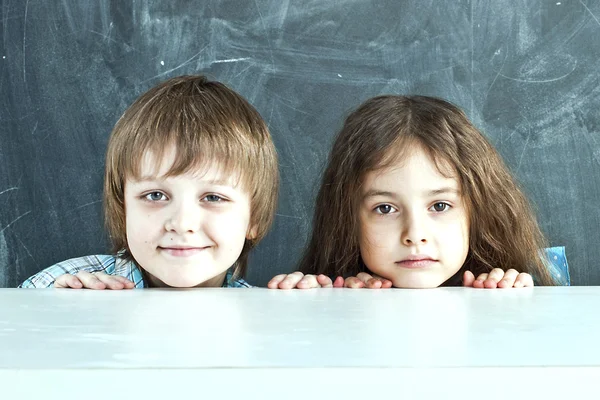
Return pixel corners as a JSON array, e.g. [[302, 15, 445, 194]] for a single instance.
[[135, 148, 243, 186], [138, 147, 176, 177]]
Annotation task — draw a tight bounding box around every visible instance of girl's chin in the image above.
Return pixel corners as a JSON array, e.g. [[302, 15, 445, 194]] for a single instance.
[[391, 276, 446, 289]]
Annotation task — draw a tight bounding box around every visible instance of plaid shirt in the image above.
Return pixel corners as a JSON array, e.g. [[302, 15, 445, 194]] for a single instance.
[[19, 254, 252, 288]]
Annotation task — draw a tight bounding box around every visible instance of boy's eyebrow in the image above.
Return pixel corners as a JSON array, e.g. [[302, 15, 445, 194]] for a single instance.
[[133, 176, 234, 186]]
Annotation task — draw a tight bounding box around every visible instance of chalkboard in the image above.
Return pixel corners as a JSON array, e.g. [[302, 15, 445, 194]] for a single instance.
[[2, 0, 599, 287]]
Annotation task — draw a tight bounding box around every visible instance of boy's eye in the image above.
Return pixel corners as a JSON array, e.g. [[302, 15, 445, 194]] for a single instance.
[[144, 192, 167, 201], [203, 194, 224, 202], [430, 202, 450, 212], [374, 204, 396, 214]]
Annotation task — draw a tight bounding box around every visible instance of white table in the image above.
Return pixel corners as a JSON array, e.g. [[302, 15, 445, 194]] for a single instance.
[[1, 287, 599, 399]]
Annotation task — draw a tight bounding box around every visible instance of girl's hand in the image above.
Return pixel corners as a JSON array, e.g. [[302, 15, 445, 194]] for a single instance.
[[53, 271, 135, 290], [267, 272, 344, 289], [463, 268, 534, 288], [343, 272, 393, 289]]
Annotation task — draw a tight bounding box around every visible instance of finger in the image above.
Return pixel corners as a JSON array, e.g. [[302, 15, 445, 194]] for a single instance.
[[355, 271, 380, 289], [365, 272, 385, 288], [483, 268, 505, 289], [267, 274, 287, 289], [473, 273, 488, 289], [365, 278, 383, 289], [54, 274, 83, 289], [75, 271, 107, 289], [514, 272, 534, 288], [368, 273, 393, 289], [344, 277, 365, 289], [93, 273, 129, 290], [356, 272, 374, 285], [462, 270, 475, 287], [296, 274, 320, 289], [497, 269, 519, 288], [113, 276, 135, 289], [380, 279, 393, 288], [316, 274, 334, 288], [278, 271, 305, 289], [332, 276, 345, 288]]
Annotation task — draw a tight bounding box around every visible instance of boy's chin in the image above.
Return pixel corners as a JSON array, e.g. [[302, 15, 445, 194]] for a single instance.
[[145, 270, 227, 288]]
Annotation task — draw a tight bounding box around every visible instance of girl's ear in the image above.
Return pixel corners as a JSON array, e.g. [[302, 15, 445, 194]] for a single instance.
[[246, 224, 258, 240]]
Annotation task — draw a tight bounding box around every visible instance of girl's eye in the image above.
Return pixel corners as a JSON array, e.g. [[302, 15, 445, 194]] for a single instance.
[[144, 192, 167, 201], [430, 202, 450, 212], [203, 194, 224, 202], [374, 204, 396, 214]]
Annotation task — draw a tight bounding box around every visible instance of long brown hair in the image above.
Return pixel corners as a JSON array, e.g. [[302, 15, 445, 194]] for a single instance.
[[104, 75, 279, 278], [299, 95, 556, 286]]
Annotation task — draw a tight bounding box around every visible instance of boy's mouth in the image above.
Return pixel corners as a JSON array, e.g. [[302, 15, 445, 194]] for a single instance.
[[158, 246, 208, 257]]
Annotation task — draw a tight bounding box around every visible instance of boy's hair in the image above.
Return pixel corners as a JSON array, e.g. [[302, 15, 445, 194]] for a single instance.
[[299, 95, 556, 286], [104, 75, 279, 277]]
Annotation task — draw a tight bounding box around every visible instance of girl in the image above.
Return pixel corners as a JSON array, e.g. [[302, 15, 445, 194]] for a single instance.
[[269, 95, 555, 289]]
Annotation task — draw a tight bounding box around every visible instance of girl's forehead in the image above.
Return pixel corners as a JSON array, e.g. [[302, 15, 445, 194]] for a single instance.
[[375, 144, 458, 180]]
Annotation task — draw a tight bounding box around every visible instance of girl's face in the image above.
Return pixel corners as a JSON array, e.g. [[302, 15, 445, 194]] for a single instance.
[[358, 146, 469, 288], [124, 147, 255, 287]]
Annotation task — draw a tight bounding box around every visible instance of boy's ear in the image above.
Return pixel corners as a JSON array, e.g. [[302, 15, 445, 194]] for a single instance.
[[246, 224, 258, 240]]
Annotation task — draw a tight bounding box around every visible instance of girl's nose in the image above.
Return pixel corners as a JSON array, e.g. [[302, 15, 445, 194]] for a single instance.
[[401, 212, 429, 245]]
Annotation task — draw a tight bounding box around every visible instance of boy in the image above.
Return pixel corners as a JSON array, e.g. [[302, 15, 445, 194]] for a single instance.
[[20, 75, 278, 289]]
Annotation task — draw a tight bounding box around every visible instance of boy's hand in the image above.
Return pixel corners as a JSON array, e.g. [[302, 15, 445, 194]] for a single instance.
[[462, 268, 534, 288], [267, 272, 345, 289], [53, 272, 135, 290], [343, 272, 393, 289]]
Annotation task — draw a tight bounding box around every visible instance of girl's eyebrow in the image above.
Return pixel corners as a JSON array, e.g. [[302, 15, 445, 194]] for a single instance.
[[363, 187, 460, 200], [427, 187, 460, 196], [363, 189, 396, 200]]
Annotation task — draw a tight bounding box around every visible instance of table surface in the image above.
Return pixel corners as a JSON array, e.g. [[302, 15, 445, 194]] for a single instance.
[[1, 286, 599, 399]]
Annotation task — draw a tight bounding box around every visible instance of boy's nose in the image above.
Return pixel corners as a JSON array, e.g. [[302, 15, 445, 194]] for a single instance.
[[165, 204, 200, 233]]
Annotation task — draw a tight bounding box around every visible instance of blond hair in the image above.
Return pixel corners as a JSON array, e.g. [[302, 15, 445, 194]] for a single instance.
[[104, 75, 278, 277]]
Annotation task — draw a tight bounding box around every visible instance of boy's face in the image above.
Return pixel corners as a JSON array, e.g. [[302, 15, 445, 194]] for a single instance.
[[124, 148, 255, 287], [358, 146, 469, 288]]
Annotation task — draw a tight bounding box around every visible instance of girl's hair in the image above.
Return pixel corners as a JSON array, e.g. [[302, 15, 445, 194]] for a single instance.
[[299, 95, 556, 286], [104, 75, 279, 278]]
